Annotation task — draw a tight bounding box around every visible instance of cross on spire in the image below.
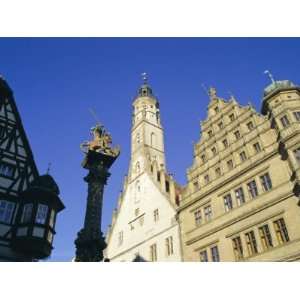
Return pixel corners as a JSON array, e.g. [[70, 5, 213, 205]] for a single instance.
[[141, 72, 148, 84]]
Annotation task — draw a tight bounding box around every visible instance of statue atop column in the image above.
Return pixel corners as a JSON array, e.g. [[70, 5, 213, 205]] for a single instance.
[[74, 122, 120, 262]]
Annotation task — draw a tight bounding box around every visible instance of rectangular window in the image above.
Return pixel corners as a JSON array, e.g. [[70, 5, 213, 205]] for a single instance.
[[247, 180, 258, 199], [235, 187, 245, 206], [222, 139, 228, 148], [229, 113, 235, 121], [0, 162, 15, 178], [259, 224, 273, 250], [0, 200, 15, 224], [234, 130, 241, 140], [204, 205, 212, 221], [150, 243, 157, 261], [199, 250, 208, 262], [21, 203, 33, 223], [294, 111, 300, 121], [247, 121, 254, 131], [280, 115, 290, 128], [253, 142, 261, 153], [227, 159, 234, 170], [36, 204, 48, 224], [273, 218, 289, 244], [240, 151, 247, 162], [165, 180, 170, 193], [118, 231, 123, 246], [165, 236, 174, 256], [211, 246, 220, 262], [194, 209, 202, 226], [153, 209, 159, 222], [193, 180, 199, 192], [224, 194, 233, 212], [232, 236, 243, 260], [204, 174, 210, 184], [215, 167, 221, 177], [260, 173, 272, 192], [245, 230, 258, 256]]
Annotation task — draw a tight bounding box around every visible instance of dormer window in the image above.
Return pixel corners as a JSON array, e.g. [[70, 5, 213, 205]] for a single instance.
[[218, 122, 224, 129], [247, 121, 254, 131], [234, 130, 241, 140], [211, 147, 217, 156], [208, 130, 213, 138], [229, 113, 235, 122], [201, 154, 206, 163], [214, 107, 219, 113], [222, 139, 228, 148]]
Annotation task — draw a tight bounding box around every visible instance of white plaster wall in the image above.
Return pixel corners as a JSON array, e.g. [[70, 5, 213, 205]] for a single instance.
[[107, 172, 182, 262]]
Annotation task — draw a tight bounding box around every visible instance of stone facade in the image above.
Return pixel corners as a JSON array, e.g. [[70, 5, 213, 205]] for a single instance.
[[106, 81, 183, 262], [178, 80, 300, 261]]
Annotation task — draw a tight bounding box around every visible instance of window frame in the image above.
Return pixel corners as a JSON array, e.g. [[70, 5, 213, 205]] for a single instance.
[[0, 200, 15, 224], [247, 180, 258, 199]]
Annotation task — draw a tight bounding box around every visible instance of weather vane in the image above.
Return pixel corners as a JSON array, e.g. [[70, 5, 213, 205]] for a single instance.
[[264, 70, 276, 84], [141, 72, 148, 84]]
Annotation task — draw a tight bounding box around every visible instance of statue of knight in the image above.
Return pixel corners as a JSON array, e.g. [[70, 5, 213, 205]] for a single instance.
[[74, 123, 120, 262]]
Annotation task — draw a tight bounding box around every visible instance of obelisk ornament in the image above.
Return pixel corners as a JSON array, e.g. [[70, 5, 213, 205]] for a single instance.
[[74, 123, 120, 262]]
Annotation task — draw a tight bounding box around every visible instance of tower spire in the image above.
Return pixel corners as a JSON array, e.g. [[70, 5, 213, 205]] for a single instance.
[[264, 70, 276, 84]]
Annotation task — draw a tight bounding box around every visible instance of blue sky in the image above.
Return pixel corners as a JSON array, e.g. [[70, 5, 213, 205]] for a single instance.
[[0, 38, 299, 261]]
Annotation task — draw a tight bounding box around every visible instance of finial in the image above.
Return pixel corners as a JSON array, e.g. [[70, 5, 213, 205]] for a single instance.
[[46, 163, 51, 174], [141, 72, 148, 84], [209, 87, 217, 100], [264, 70, 276, 84]]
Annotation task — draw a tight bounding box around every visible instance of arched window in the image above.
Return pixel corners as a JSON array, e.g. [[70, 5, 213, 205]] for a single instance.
[[151, 132, 156, 147]]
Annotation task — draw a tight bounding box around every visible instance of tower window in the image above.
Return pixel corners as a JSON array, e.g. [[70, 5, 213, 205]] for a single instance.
[[153, 209, 159, 222], [0, 162, 15, 178], [280, 115, 290, 128], [150, 132, 156, 147], [293, 111, 300, 121], [0, 200, 15, 224], [224, 194, 233, 212], [165, 180, 170, 193]]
